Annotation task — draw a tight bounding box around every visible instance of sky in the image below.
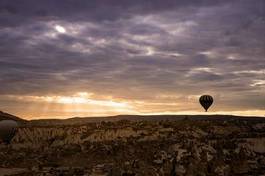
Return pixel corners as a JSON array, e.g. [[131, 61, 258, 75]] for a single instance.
[[0, 0, 264, 119]]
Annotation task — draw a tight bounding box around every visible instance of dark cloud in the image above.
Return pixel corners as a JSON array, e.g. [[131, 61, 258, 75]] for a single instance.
[[0, 0, 232, 27], [0, 0, 264, 116]]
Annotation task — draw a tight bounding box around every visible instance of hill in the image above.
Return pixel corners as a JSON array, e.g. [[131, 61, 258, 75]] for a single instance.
[[29, 114, 265, 126], [0, 111, 26, 122]]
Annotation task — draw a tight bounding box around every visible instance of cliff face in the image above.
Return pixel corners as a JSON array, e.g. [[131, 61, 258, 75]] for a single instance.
[[1, 119, 265, 175]]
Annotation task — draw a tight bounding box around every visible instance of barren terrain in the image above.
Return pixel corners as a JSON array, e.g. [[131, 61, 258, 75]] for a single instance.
[[1, 114, 265, 175]]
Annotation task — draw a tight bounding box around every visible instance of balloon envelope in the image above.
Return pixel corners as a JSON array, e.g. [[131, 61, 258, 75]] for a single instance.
[[0, 120, 18, 144], [199, 95, 213, 112]]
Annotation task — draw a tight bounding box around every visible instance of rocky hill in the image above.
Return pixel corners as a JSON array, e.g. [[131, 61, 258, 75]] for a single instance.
[[0, 115, 265, 175], [0, 111, 26, 122]]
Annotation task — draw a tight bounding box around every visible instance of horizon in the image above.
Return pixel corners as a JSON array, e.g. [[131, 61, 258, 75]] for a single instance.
[[3, 110, 265, 121], [0, 0, 264, 119]]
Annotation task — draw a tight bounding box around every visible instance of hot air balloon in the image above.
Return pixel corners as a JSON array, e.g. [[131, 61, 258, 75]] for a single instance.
[[0, 120, 18, 144], [199, 95, 213, 112]]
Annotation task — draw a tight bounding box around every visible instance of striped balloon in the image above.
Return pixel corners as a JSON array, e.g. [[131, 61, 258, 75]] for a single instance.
[[199, 95, 213, 112]]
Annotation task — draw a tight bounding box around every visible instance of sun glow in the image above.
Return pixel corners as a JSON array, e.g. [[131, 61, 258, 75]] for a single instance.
[[55, 25, 66, 33], [1, 92, 265, 119], [2, 92, 136, 118], [32, 92, 130, 109]]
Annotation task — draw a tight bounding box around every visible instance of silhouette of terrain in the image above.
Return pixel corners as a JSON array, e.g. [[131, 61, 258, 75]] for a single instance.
[[29, 114, 265, 126], [0, 111, 26, 122]]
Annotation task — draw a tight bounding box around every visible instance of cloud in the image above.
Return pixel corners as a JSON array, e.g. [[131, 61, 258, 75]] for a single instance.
[[0, 0, 264, 117]]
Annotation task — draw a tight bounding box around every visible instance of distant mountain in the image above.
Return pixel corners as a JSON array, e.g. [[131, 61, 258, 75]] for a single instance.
[[29, 114, 265, 126], [0, 111, 26, 122]]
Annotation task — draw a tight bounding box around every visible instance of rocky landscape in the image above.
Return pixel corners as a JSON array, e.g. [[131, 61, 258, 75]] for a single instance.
[[0, 114, 265, 176]]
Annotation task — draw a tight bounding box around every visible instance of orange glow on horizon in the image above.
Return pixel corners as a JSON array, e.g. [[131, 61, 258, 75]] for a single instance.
[[1, 92, 264, 120]]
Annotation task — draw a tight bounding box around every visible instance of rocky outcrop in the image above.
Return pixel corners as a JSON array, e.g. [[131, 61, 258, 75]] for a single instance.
[[0, 119, 265, 175]]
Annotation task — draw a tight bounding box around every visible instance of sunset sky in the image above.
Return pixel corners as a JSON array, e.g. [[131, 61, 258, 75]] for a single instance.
[[0, 0, 264, 119]]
